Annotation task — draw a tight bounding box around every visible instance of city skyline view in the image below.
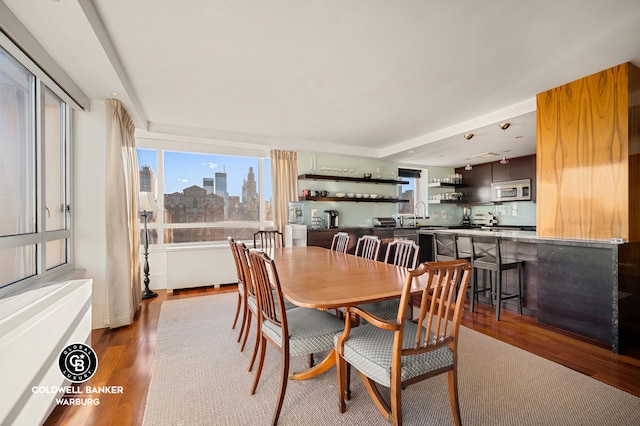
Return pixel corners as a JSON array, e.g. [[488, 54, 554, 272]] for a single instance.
[[137, 149, 272, 199]]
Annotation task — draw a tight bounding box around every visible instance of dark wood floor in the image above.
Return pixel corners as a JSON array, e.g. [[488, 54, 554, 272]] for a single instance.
[[44, 285, 640, 425]]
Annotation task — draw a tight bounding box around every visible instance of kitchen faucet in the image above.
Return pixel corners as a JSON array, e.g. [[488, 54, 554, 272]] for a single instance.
[[414, 201, 427, 224]]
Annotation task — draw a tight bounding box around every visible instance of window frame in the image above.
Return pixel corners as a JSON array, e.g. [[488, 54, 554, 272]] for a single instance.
[[136, 137, 273, 247], [0, 32, 76, 296]]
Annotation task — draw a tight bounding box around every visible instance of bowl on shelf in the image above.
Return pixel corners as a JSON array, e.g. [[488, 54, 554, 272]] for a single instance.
[[362, 193, 370, 198], [363, 173, 372, 179], [355, 193, 363, 198], [335, 192, 346, 197], [370, 194, 379, 199], [347, 193, 355, 198]]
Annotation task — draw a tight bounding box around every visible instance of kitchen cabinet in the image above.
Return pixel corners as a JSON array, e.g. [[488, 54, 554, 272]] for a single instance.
[[298, 174, 409, 203], [491, 155, 535, 182], [456, 163, 492, 204]]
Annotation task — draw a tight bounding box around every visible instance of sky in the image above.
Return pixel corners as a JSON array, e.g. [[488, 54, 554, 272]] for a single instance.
[[137, 149, 272, 199]]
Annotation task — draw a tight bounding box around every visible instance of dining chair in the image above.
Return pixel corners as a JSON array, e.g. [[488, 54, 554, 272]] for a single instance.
[[253, 230, 284, 250], [335, 259, 472, 426], [234, 241, 262, 371], [469, 235, 524, 321], [228, 237, 247, 341], [384, 239, 420, 269], [354, 235, 381, 260], [330, 232, 350, 253], [248, 249, 345, 426]]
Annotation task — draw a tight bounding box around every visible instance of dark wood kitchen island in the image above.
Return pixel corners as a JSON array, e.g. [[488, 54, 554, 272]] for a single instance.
[[418, 228, 640, 355]]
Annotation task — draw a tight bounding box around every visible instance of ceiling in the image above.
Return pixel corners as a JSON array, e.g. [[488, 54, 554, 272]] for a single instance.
[[4, 0, 640, 168]]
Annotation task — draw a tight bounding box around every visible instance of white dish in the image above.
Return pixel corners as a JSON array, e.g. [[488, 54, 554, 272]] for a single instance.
[[335, 192, 346, 197], [369, 194, 379, 199], [355, 193, 363, 198], [347, 193, 355, 198], [362, 193, 370, 198]]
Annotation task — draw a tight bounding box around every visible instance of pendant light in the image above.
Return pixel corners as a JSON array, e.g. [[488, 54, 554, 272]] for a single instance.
[[464, 133, 473, 170], [499, 123, 510, 164]]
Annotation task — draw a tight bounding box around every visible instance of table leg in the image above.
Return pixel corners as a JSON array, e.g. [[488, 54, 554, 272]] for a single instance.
[[289, 349, 336, 380]]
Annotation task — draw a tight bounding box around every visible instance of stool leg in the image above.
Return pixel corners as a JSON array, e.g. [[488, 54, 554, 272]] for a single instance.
[[471, 267, 477, 312], [517, 264, 523, 315], [495, 269, 502, 321]]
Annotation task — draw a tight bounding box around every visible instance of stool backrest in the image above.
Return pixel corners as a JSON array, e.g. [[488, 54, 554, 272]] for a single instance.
[[470, 235, 503, 267], [433, 232, 460, 260]]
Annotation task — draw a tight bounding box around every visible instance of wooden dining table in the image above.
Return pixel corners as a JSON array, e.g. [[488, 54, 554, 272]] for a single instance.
[[266, 246, 426, 381]]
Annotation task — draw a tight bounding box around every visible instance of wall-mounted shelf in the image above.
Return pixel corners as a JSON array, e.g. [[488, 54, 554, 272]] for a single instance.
[[427, 182, 466, 188], [428, 199, 467, 205], [298, 174, 409, 185], [300, 196, 409, 203]]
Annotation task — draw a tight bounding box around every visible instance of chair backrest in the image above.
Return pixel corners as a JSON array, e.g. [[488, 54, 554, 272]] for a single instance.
[[253, 230, 284, 250], [470, 235, 503, 267], [228, 236, 244, 289], [384, 239, 420, 269], [235, 241, 256, 299], [433, 232, 460, 261], [354, 235, 381, 260], [247, 249, 288, 337], [330, 232, 350, 253], [396, 259, 471, 355]]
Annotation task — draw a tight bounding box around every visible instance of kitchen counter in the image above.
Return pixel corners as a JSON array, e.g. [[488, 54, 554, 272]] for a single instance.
[[417, 227, 622, 248], [417, 227, 639, 354]]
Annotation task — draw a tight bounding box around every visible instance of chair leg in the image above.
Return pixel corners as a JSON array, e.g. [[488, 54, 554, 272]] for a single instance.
[[251, 336, 266, 395], [240, 310, 252, 352], [360, 373, 392, 421], [232, 292, 242, 329], [390, 380, 402, 426], [237, 300, 248, 343], [271, 349, 289, 426], [447, 369, 462, 426], [248, 317, 261, 372], [336, 354, 347, 413]]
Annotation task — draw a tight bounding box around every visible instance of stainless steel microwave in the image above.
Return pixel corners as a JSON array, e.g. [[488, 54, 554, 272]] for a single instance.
[[491, 179, 532, 202]]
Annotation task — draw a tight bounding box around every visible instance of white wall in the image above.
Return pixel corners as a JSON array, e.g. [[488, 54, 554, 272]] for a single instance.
[[74, 101, 108, 329]]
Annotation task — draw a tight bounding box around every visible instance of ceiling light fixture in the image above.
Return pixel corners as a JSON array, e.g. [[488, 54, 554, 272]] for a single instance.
[[499, 122, 511, 164], [464, 133, 473, 170]]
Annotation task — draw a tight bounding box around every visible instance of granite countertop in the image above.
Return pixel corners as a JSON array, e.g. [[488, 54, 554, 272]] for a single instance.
[[417, 228, 623, 248]]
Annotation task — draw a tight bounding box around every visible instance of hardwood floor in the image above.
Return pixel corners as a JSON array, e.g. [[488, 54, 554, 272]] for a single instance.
[[44, 285, 640, 425]]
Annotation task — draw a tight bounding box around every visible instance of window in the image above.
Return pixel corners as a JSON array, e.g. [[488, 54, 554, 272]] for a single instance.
[[397, 168, 428, 219], [137, 148, 272, 245], [0, 42, 73, 291]]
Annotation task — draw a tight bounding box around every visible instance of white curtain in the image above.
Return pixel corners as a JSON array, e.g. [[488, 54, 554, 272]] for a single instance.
[[105, 99, 141, 328], [270, 150, 299, 233]]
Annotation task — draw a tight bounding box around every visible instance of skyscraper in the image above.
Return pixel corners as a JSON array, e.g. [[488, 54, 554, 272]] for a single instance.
[[140, 166, 156, 193], [215, 171, 229, 218]]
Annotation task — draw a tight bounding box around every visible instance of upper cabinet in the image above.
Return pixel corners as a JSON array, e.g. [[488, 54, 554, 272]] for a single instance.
[[455, 163, 492, 204], [455, 154, 537, 205], [491, 155, 534, 182]]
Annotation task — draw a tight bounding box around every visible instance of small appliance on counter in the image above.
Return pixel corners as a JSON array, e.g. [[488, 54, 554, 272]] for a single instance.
[[487, 212, 498, 227], [462, 207, 472, 226], [324, 210, 339, 229], [373, 217, 397, 228]]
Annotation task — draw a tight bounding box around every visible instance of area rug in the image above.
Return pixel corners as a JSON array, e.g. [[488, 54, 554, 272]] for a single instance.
[[143, 293, 640, 425]]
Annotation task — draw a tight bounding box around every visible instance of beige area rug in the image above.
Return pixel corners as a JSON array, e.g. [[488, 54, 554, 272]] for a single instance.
[[143, 293, 640, 426]]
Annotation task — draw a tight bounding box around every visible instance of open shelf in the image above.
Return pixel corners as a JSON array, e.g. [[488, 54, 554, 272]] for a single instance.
[[300, 196, 409, 203], [298, 174, 409, 185]]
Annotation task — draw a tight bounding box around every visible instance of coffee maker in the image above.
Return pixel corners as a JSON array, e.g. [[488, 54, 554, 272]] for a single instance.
[[324, 210, 339, 229]]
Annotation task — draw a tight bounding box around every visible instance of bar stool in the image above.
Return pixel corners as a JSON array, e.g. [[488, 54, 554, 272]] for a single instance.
[[433, 232, 470, 261], [469, 235, 523, 321]]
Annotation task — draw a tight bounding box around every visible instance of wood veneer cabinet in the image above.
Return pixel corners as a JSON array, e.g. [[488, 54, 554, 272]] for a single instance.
[[537, 62, 640, 242]]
